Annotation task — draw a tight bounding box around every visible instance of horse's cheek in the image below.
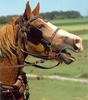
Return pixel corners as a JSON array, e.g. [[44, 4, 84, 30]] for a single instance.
[[35, 43, 45, 53]]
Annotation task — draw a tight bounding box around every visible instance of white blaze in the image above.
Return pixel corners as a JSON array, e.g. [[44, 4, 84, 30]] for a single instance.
[[47, 22, 80, 39], [46, 22, 83, 51]]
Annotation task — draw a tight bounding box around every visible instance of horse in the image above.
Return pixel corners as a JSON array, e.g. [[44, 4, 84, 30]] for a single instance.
[[0, 1, 83, 100]]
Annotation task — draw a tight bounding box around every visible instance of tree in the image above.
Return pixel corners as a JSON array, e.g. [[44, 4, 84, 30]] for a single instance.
[[40, 10, 82, 20]]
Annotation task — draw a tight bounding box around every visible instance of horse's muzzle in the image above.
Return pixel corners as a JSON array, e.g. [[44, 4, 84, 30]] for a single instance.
[[74, 38, 83, 52]]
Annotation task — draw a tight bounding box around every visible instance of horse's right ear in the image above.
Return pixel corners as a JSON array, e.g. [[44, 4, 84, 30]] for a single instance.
[[32, 2, 40, 15], [23, 1, 33, 19]]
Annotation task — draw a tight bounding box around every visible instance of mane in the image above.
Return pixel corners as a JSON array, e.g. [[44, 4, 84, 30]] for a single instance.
[[0, 17, 19, 58]]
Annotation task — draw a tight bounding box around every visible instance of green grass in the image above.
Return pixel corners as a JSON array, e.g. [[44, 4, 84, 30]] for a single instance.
[[50, 17, 88, 26], [0, 24, 3, 27], [59, 24, 88, 31], [29, 79, 88, 100]]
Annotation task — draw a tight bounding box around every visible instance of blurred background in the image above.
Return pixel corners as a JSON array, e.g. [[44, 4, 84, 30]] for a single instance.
[[0, 0, 88, 100]]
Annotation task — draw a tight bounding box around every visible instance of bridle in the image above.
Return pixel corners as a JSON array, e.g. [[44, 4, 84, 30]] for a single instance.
[[15, 15, 75, 68], [21, 15, 60, 59], [19, 15, 61, 69]]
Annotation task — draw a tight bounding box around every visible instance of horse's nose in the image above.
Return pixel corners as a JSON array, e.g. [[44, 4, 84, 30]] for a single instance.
[[74, 38, 83, 52]]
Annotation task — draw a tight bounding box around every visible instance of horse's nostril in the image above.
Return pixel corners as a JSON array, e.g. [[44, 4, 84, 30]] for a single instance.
[[74, 39, 83, 52]]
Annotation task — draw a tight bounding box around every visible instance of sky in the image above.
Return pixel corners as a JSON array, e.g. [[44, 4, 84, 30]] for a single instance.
[[0, 0, 88, 16]]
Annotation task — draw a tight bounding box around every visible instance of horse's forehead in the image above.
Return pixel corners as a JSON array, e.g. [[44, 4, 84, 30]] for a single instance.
[[34, 19, 57, 29], [31, 18, 43, 25]]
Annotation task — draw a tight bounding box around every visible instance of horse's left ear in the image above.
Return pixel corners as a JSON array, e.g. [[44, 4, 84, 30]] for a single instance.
[[23, 1, 33, 19], [32, 2, 40, 15]]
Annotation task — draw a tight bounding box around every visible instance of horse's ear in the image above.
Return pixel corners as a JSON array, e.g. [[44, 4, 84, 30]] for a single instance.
[[32, 2, 40, 15], [23, 1, 33, 19]]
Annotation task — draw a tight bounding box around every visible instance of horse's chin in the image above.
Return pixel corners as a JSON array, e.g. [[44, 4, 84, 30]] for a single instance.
[[56, 49, 76, 64]]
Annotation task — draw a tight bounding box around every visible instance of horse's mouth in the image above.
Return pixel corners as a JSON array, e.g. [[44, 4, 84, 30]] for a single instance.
[[56, 48, 76, 64]]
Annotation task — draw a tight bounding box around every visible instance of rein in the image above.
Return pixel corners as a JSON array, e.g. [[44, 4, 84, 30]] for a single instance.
[[0, 59, 60, 69]]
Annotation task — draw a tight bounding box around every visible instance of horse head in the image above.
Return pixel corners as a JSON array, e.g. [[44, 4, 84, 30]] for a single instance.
[[16, 2, 83, 64]]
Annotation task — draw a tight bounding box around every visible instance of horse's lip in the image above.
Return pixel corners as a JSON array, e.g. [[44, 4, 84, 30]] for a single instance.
[[61, 52, 75, 64], [56, 48, 76, 64]]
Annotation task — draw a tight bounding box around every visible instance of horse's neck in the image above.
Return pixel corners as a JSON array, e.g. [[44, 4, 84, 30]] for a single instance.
[[0, 56, 12, 65], [0, 47, 26, 85], [0, 55, 20, 85], [0, 50, 25, 65], [0, 24, 27, 85]]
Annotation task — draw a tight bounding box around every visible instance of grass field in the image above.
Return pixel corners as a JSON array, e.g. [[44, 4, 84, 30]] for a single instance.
[[60, 24, 88, 31], [50, 17, 88, 25], [29, 79, 88, 100]]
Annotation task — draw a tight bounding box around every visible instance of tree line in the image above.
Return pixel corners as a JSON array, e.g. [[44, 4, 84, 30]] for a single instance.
[[0, 16, 12, 24], [0, 10, 82, 24], [40, 11, 82, 20]]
